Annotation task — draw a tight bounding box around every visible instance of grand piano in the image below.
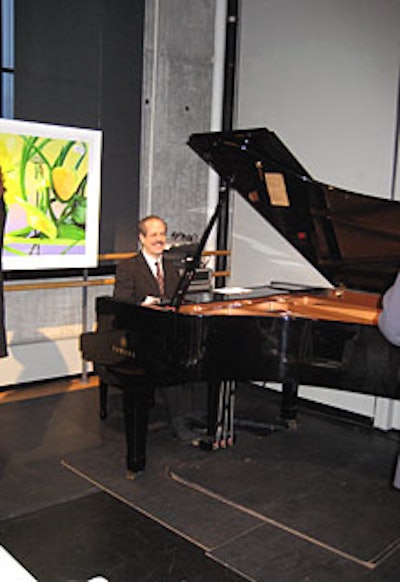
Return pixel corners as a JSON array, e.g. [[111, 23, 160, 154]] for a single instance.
[[82, 128, 400, 475]]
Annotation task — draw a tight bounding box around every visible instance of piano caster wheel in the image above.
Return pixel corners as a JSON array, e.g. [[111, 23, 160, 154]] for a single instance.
[[283, 419, 298, 430], [126, 469, 144, 481]]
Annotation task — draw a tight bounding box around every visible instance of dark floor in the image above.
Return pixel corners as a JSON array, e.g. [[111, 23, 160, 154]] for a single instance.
[[0, 379, 400, 582]]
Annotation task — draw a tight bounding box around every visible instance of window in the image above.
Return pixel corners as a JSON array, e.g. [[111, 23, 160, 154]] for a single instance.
[[1, 0, 14, 118]]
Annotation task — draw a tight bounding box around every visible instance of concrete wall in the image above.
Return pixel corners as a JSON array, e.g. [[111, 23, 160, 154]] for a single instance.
[[140, 0, 218, 238]]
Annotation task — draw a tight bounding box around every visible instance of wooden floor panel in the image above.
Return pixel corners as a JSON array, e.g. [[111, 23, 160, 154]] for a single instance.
[[0, 375, 99, 405]]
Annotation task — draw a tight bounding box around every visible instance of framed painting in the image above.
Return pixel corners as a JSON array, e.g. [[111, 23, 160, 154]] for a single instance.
[[0, 118, 102, 270]]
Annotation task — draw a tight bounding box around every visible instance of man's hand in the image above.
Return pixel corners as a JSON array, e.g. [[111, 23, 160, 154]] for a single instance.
[[141, 295, 161, 306]]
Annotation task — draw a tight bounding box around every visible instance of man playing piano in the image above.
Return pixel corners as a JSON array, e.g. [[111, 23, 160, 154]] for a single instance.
[[115, 215, 180, 307], [114, 215, 204, 449]]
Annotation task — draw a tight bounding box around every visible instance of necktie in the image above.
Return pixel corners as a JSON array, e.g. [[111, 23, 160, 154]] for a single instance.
[[155, 261, 165, 296]]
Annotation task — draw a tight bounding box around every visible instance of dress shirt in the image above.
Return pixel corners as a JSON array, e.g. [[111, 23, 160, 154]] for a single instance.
[[142, 250, 163, 278]]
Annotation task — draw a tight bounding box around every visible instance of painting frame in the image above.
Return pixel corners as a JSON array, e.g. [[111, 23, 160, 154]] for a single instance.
[[0, 118, 102, 271]]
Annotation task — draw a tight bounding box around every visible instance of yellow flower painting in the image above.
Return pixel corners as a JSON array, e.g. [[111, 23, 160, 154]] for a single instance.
[[0, 119, 102, 270]]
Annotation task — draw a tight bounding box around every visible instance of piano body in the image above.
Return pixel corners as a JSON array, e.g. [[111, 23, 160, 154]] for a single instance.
[[83, 128, 400, 474]]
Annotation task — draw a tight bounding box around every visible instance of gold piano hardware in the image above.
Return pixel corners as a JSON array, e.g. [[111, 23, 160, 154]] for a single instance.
[[179, 289, 381, 325]]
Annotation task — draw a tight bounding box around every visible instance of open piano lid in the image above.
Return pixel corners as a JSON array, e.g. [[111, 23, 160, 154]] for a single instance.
[[188, 128, 400, 294]]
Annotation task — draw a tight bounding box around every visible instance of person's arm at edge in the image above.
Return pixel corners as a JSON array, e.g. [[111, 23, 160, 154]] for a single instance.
[[378, 272, 400, 346]]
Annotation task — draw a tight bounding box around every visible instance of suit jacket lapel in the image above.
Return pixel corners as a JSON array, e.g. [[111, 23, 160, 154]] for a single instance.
[[138, 252, 159, 295]]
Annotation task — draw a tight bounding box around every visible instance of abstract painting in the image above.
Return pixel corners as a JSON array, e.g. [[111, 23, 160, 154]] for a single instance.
[[0, 118, 102, 270]]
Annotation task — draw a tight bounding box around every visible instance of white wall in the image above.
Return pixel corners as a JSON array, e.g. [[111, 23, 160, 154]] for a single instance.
[[236, 0, 400, 197], [231, 0, 400, 428], [0, 280, 113, 387]]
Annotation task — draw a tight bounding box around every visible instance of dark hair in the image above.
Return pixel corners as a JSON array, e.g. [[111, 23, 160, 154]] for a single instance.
[[138, 215, 167, 236]]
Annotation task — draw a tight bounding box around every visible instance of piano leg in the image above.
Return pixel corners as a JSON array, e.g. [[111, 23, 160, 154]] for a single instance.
[[99, 380, 108, 420], [393, 454, 400, 490], [122, 376, 152, 478], [281, 379, 298, 429]]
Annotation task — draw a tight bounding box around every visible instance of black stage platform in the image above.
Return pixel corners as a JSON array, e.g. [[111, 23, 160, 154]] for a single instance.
[[1, 381, 399, 581]]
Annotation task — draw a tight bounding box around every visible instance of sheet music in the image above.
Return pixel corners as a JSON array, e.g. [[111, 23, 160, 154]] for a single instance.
[[213, 287, 252, 295]]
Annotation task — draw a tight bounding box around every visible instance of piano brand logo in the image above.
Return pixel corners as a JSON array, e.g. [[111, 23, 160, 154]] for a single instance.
[[112, 335, 135, 359]]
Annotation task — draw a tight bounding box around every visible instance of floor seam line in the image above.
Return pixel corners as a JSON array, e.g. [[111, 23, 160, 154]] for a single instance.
[[369, 536, 400, 566], [61, 459, 214, 553], [169, 469, 376, 571]]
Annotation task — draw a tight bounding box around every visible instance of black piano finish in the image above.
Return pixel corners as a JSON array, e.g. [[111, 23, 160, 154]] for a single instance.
[[82, 128, 400, 473], [97, 292, 400, 402], [86, 287, 400, 472], [188, 128, 400, 293]]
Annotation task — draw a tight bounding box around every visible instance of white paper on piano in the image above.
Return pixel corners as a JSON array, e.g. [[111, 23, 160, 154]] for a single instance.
[[213, 287, 252, 295], [141, 295, 161, 305]]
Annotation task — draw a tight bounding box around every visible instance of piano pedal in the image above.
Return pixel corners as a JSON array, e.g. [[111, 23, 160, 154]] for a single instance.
[[198, 434, 236, 451], [279, 418, 298, 430]]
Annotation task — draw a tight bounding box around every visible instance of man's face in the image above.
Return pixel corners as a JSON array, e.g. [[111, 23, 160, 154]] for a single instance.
[[139, 218, 167, 259]]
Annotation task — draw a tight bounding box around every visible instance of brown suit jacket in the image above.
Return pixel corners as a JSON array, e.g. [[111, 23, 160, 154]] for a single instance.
[[114, 251, 180, 303]]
